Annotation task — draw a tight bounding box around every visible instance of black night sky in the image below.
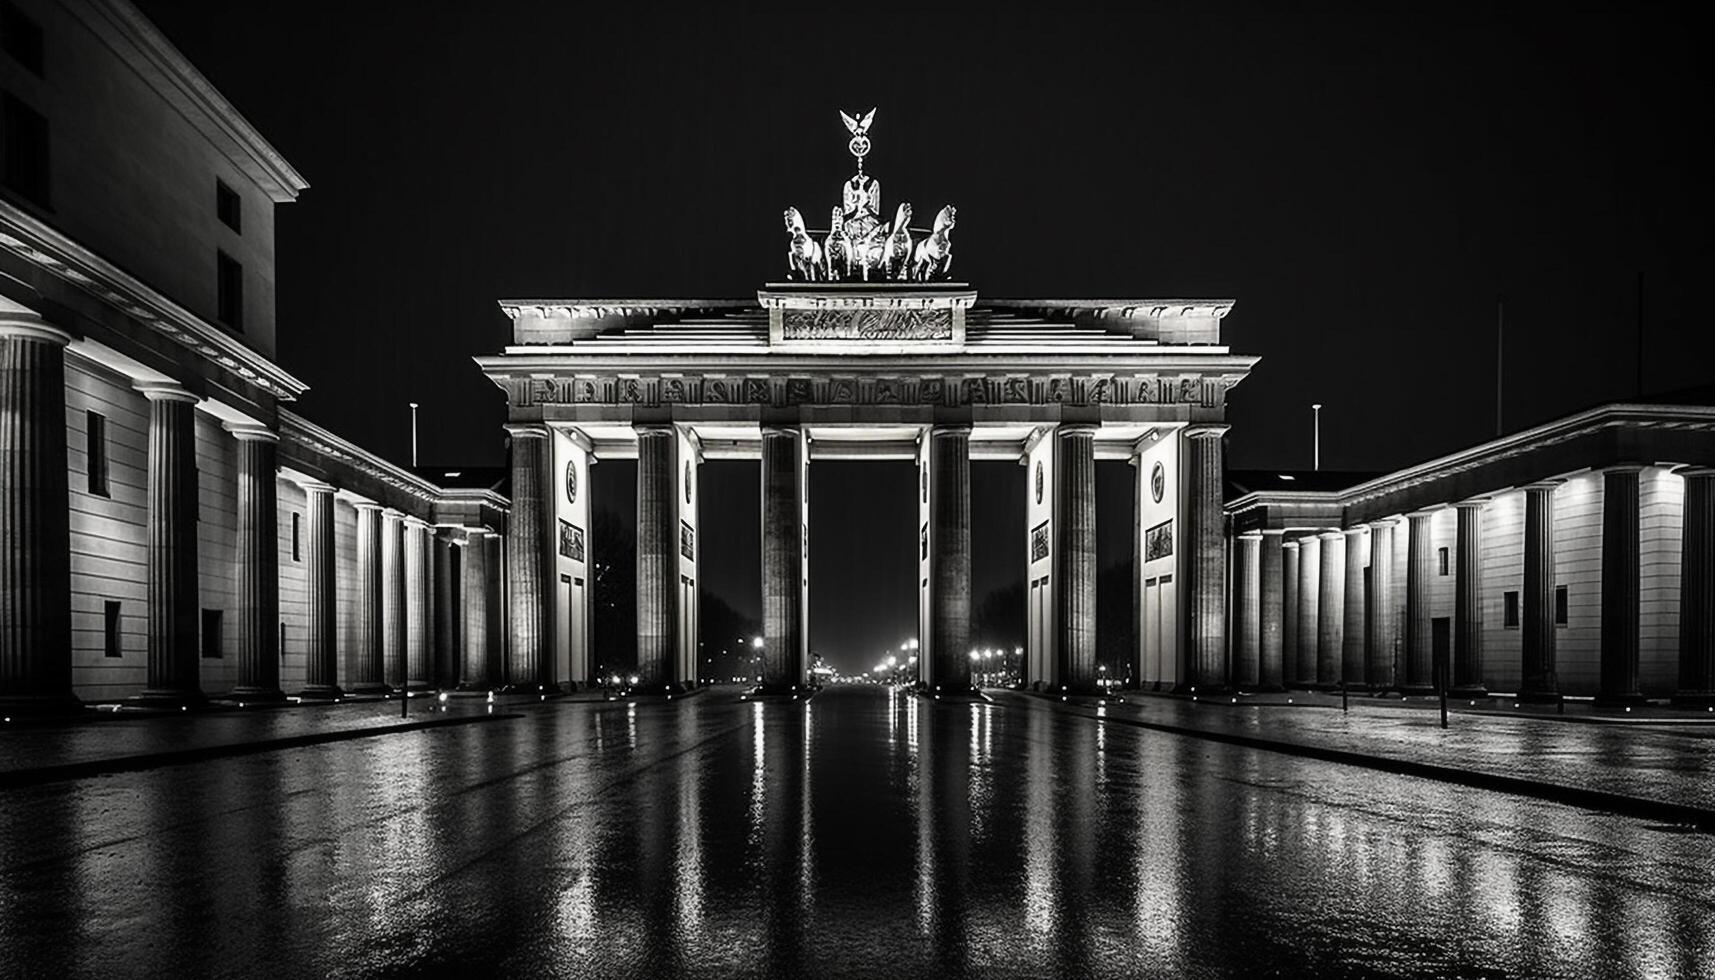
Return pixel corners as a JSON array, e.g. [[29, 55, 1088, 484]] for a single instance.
[[135, 2, 1711, 671]]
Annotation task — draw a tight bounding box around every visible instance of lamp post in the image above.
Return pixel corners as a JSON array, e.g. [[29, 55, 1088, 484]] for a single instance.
[[409, 402, 420, 467], [1311, 403, 1322, 472]]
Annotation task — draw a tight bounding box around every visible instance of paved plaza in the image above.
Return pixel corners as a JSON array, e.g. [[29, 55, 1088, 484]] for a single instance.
[[3, 686, 1711, 978]]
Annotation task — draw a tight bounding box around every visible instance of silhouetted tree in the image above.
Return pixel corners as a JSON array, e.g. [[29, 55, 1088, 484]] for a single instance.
[[591, 506, 635, 679]]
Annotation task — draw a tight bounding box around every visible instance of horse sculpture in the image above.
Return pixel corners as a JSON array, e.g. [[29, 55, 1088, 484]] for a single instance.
[[823, 206, 852, 281], [783, 207, 822, 281], [911, 205, 956, 281], [884, 203, 913, 280]]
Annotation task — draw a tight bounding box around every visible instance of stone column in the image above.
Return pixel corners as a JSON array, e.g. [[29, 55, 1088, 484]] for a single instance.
[[433, 533, 458, 689], [760, 425, 805, 691], [1451, 499, 1488, 698], [1366, 520, 1397, 689], [404, 517, 431, 689], [348, 500, 385, 692], [1184, 424, 1229, 690], [1233, 533, 1262, 688], [1282, 539, 1300, 688], [1676, 468, 1715, 706], [1403, 509, 1437, 694], [228, 425, 284, 701], [136, 383, 203, 705], [1294, 533, 1320, 688], [381, 510, 406, 689], [1258, 530, 1285, 690], [1520, 482, 1561, 701], [484, 532, 505, 685], [1599, 466, 1646, 706], [931, 425, 973, 692], [460, 531, 492, 688], [635, 424, 678, 691], [1341, 527, 1368, 684], [505, 424, 552, 691], [1055, 424, 1097, 693], [298, 481, 340, 697], [0, 316, 75, 712], [1317, 530, 1345, 688]]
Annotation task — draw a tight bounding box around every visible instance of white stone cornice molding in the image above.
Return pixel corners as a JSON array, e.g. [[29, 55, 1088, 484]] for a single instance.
[[223, 422, 279, 443], [134, 381, 199, 404], [1260, 528, 1287, 537], [1182, 423, 1231, 440], [349, 498, 384, 513]]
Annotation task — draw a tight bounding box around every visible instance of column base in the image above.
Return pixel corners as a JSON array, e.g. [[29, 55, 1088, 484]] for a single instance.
[[1447, 685, 1490, 700], [127, 689, 207, 710], [296, 684, 344, 700], [1515, 690, 1563, 705], [1594, 691, 1648, 708], [346, 683, 391, 695], [1671, 692, 1715, 709], [1398, 685, 1439, 697], [226, 686, 287, 703], [0, 694, 84, 718]]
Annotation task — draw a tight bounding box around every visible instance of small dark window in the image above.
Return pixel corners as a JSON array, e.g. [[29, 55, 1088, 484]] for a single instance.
[[1437, 547, 1449, 576], [1503, 591, 1519, 629], [86, 410, 108, 496], [1, 3, 43, 76], [103, 600, 122, 658], [201, 608, 223, 658], [216, 251, 243, 331], [216, 179, 241, 233], [1, 92, 49, 207], [1555, 586, 1569, 626], [279, 622, 287, 664], [291, 512, 301, 561]]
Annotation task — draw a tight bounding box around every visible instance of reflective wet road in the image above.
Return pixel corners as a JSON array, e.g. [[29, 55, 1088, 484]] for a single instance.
[[2, 685, 1711, 978]]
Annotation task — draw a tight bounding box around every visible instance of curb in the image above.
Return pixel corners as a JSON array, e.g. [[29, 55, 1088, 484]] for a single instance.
[[1037, 699, 1715, 833], [0, 712, 524, 790]]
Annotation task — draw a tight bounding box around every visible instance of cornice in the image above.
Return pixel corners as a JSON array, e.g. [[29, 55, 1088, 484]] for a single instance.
[[278, 409, 509, 514], [985, 299, 1236, 319]]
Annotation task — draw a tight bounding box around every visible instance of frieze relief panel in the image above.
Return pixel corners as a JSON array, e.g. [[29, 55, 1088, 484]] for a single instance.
[[510, 372, 1234, 409], [781, 308, 954, 341]]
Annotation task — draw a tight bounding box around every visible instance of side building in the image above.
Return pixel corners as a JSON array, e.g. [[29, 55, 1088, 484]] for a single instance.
[[1225, 398, 1715, 706], [0, 0, 508, 712]]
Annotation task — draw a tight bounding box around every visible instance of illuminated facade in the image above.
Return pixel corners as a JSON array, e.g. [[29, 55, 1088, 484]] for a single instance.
[[1226, 402, 1715, 705], [0, 0, 503, 711]]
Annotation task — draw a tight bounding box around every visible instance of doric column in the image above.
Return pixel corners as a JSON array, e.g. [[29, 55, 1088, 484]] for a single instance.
[[1341, 527, 1368, 684], [0, 316, 75, 712], [1258, 530, 1285, 690], [404, 517, 431, 688], [1366, 519, 1398, 689], [228, 425, 284, 701], [433, 533, 458, 688], [1676, 468, 1715, 706], [1317, 530, 1345, 687], [505, 424, 552, 691], [348, 500, 386, 692], [635, 424, 678, 690], [1520, 482, 1561, 701], [381, 510, 406, 688], [1451, 499, 1488, 698], [484, 532, 504, 685], [1294, 533, 1320, 688], [930, 425, 973, 692], [460, 531, 492, 688], [136, 383, 203, 705], [1233, 533, 1262, 689], [1184, 424, 1229, 691], [1599, 466, 1646, 705], [1282, 539, 1300, 687], [1403, 509, 1437, 694], [760, 425, 805, 691], [298, 481, 340, 697], [1055, 424, 1097, 693]]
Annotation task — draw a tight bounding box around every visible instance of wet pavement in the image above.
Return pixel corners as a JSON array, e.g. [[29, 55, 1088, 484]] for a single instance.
[[1, 684, 1711, 979]]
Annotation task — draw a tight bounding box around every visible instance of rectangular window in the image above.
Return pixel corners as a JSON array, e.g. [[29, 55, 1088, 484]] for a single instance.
[[279, 622, 287, 664], [1, 91, 49, 207], [291, 512, 301, 561], [201, 608, 223, 659], [103, 600, 121, 658], [216, 251, 243, 331], [216, 179, 241, 233], [1503, 591, 1519, 629], [1437, 547, 1449, 576], [86, 410, 108, 496], [1555, 585, 1569, 626], [1, 3, 43, 76]]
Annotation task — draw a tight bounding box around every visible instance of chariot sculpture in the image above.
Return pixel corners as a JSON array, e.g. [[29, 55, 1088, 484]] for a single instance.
[[782, 109, 957, 283]]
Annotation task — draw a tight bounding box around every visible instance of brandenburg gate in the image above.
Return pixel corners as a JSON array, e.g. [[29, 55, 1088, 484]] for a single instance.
[[477, 111, 1256, 696]]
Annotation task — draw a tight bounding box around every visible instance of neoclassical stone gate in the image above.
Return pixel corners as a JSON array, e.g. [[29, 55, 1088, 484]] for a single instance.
[[476, 113, 1256, 695]]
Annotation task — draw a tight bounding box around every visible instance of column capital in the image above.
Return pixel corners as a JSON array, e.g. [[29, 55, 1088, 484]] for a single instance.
[[503, 423, 549, 440], [1366, 516, 1400, 530], [223, 421, 279, 443], [1599, 462, 1649, 475], [760, 423, 801, 438], [1342, 525, 1367, 539], [1317, 529, 1344, 542], [1057, 423, 1099, 438], [1405, 506, 1445, 521], [134, 381, 199, 404], [1282, 538, 1301, 551], [1260, 528, 1287, 537], [0, 315, 72, 345], [403, 515, 431, 531], [297, 479, 337, 495], [1182, 423, 1230, 441], [1453, 496, 1491, 510], [1522, 479, 1565, 493], [381, 507, 406, 522], [930, 423, 973, 437], [350, 499, 384, 513], [1237, 530, 1264, 542]]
